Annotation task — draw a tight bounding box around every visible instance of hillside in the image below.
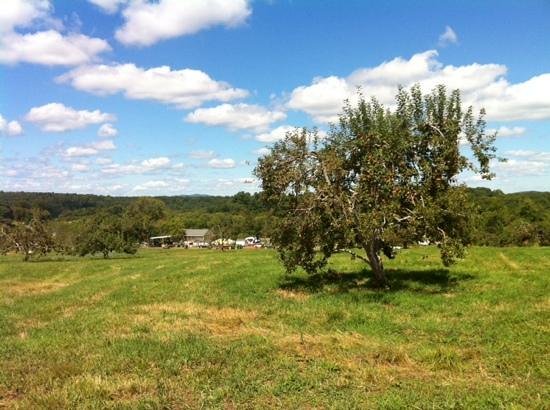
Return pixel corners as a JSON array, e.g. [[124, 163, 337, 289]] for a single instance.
[[1, 247, 548, 408], [1, 189, 549, 246]]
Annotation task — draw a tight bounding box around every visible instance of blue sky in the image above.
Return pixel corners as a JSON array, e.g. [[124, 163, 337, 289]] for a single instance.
[[1, 0, 549, 195]]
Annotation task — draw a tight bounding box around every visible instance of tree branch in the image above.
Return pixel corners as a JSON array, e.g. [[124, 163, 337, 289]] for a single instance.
[[335, 248, 370, 264]]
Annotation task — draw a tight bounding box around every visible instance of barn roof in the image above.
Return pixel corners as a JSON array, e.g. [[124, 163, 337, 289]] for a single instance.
[[185, 229, 209, 237]]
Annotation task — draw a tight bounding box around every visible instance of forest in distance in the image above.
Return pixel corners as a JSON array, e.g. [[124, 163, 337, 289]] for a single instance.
[[1, 187, 550, 248]]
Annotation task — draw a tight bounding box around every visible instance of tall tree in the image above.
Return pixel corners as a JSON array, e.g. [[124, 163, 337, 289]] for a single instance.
[[75, 211, 137, 258], [255, 85, 497, 286], [123, 197, 167, 242]]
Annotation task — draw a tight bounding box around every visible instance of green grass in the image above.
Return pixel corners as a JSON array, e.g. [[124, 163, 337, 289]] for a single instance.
[[0, 247, 548, 409]]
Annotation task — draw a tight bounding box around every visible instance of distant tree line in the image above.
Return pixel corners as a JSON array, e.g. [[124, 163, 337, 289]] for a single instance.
[[0, 188, 549, 261]]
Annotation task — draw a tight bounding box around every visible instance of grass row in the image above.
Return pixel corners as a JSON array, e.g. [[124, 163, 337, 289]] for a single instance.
[[0, 246, 548, 408]]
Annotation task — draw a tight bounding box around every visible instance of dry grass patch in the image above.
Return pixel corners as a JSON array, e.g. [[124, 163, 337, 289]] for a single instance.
[[1, 281, 68, 298], [71, 374, 158, 401], [498, 252, 520, 270], [116, 302, 264, 339], [62, 290, 110, 318], [275, 289, 310, 302]]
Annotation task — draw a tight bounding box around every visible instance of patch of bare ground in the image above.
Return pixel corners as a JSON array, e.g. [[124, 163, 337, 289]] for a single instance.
[[0, 389, 20, 408]]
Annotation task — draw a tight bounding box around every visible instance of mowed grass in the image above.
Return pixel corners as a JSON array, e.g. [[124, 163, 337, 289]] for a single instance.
[[0, 247, 548, 409]]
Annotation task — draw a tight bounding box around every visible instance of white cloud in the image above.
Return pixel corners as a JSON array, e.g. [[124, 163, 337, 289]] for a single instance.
[[189, 150, 216, 159], [288, 76, 354, 123], [506, 150, 550, 162], [6, 120, 23, 136], [3, 169, 18, 177], [71, 163, 90, 172], [64, 146, 98, 157], [25, 103, 115, 132], [95, 157, 112, 165], [115, 0, 251, 46], [492, 159, 547, 177], [208, 158, 236, 168], [64, 139, 116, 157], [97, 123, 118, 138], [486, 126, 526, 137], [88, 0, 127, 14], [0, 0, 52, 33], [254, 125, 298, 142], [438, 26, 458, 47], [254, 125, 327, 143], [186, 103, 286, 132], [101, 156, 173, 175], [287, 50, 550, 123], [0, 30, 110, 66], [0, 114, 23, 136], [0, 1, 109, 66], [254, 147, 271, 156], [57, 63, 248, 109], [141, 157, 170, 168], [133, 180, 169, 191], [91, 139, 116, 150]]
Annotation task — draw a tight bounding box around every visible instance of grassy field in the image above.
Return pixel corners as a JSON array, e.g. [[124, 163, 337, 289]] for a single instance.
[[0, 247, 548, 409]]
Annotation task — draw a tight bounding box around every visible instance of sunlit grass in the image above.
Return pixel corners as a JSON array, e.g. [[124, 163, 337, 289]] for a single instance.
[[1, 246, 548, 408]]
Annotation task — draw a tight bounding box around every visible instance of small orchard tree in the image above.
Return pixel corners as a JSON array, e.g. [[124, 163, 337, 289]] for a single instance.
[[0, 214, 56, 261], [255, 85, 497, 286], [76, 211, 137, 258]]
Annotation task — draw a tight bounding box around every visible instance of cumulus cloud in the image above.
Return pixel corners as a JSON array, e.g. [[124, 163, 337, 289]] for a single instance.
[[87, 0, 127, 14], [254, 125, 298, 142], [57, 63, 248, 109], [97, 123, 118, 138], [141, 157, 170, 168], [25, 103, 115, 132], [254, 125, 327, 143], [189, 150, 216, 159], [64, 146, 99, 157], [287, 50, 550, 123], [506, 150, 550, 162], [186, 103, 286, 132], [0, 30, 111, 66], [438, 26, 458, 47], [95, 157, 112, 165], [115, 0, 251, 46], [133, 180, 169, 191], [64, 139, 116, 157], [486, 126, 526, 138], [101, 156, 173, 175], [0, 1, 110, 66], [71, 163, 90, 172], [254, 147, 271, 156], [492, 159, 547, 177], [208, 158, 236, 168], [0, 0, 52, 33], [0, 114, 23, 136]]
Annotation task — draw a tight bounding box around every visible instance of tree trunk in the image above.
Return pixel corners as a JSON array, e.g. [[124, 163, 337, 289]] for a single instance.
[[365, 241, 388, 287]]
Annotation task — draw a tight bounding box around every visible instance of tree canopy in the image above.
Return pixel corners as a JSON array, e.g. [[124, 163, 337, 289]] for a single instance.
[[255, 85, 498, 286]]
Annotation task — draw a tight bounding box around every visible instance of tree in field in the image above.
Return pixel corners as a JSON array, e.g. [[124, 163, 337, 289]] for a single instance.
[[122, 197, 167, 242], [255, 85, 497, 286], [76, 211, 137, 258], [0, 210, 56, 261]]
